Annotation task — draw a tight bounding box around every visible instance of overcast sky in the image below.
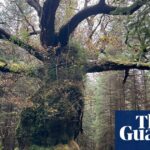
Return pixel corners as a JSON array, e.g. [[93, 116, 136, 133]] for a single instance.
[[0, 0, 4, 3]]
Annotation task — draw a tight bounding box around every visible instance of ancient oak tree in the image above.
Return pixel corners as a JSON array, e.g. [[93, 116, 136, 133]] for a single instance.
[[0, 0, 149, 149]]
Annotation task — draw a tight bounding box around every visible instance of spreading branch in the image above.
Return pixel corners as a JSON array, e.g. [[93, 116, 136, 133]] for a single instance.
[[1, 55, 150, 74], [0, 59, 43, 74], [0, 0, 148, 62], [86, 59, 150, 73], [0, 28, 45, 61], [58, 0, 147, 46], [1, 0, 147, 49]]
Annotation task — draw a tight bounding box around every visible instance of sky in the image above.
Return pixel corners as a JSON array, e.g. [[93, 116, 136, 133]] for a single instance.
[[0, 0, 4, 4], [0, 0, 4, 11]]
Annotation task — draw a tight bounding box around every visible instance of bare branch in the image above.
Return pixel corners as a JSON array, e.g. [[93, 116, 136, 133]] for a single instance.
[[29, 30, 40, 36], [89, 15, 104, 39], [0, 28, 45, 61], [0, 22, 6, 24], [58, 0, 147, 46], [40, 0, 61, 48], [26, 0, 42, 17], [123, 69, 129, 84], [15, 2, 37, 33]]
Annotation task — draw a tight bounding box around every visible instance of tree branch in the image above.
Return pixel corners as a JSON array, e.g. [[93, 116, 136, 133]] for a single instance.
[[15, 2, 37, 33], [0, 60, 23, 73], [29, 30, 40, 36], [86, 59, 150, 73], [26, 0, 42, 17], [89, 15, 103, 39], [40, 0, 61, 48], [0, 60, 10, 73], [0, 59, 43, 74], [58, 0, 147, 46], [0, 22, 6, 24], [0, 28, 45, 61], [109, 0, 147, 15]]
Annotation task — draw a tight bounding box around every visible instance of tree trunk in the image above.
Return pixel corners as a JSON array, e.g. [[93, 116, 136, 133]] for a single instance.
[[16, 44, 85, 149]]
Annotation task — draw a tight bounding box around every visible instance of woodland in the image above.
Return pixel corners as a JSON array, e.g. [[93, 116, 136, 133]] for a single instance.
[[0, 0, 150, 150]]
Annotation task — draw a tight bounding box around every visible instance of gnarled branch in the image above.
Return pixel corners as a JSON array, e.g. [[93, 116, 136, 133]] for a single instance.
[[86, 59, 150, 73], [0, 59, 43, 74], [0, 28, 45, 61], [58, 0, 147, 46]]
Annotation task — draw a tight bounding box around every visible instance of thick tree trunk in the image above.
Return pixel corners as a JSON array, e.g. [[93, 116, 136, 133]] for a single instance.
[[16, 45, 84, 149]]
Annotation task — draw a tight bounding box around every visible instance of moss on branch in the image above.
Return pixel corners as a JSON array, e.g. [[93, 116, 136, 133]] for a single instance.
[[86, 57, 150, 73], [0, 60, 41, 74]]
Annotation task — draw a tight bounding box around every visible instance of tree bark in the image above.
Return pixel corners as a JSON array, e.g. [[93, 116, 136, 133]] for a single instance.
[[86, 59, 150, 73]]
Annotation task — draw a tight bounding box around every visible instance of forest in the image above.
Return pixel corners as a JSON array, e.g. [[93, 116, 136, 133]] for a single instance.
[[0, 0, 150, 150]]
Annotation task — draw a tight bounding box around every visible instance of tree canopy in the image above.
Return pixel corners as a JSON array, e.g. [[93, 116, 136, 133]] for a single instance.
[[0, 0, 149, 73]]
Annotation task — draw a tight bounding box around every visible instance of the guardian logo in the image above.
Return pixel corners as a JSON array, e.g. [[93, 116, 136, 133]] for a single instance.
[[120, 114, 150, 141], [115, 111, 150, 150]]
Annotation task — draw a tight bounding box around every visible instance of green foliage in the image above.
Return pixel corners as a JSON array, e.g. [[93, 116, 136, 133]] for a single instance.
[[0, 61, 6, 68], [47, 42, 86, 82], [125, 2, 150, 61], [10, 36, 22, 46], [0, 142, 3, 150], [69, 40, 87, 63], [19, 29, 29, 42]]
